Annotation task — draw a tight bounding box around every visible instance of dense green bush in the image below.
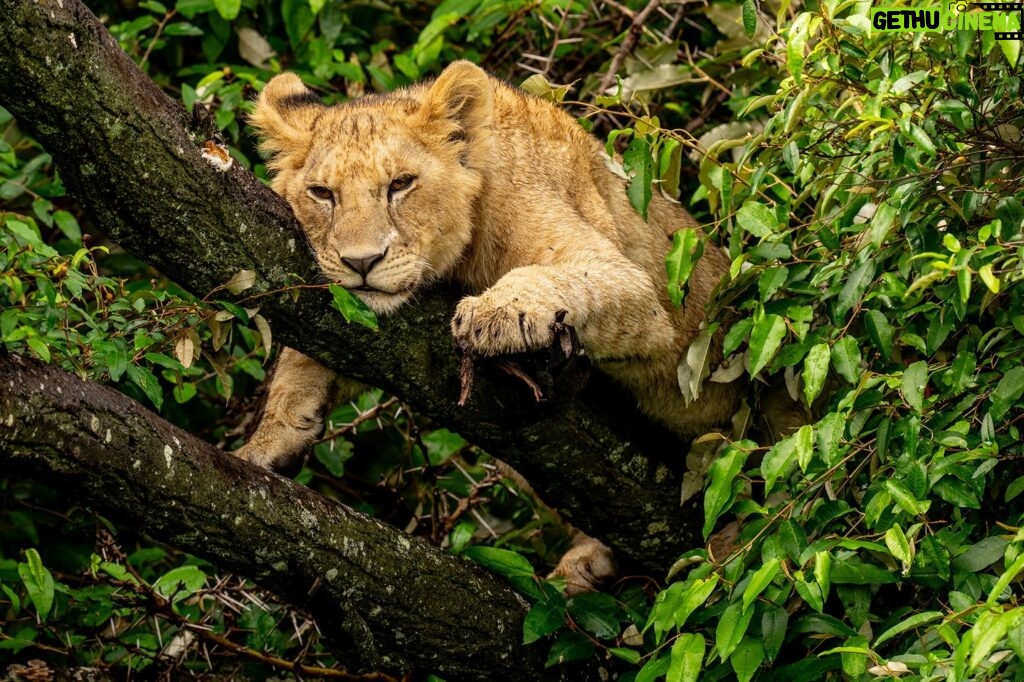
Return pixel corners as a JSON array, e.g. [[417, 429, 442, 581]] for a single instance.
[[3, 0, 1024, 679]]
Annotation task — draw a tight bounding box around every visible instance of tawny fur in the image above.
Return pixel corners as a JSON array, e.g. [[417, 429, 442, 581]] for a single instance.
[[236, 62, 741, 587]]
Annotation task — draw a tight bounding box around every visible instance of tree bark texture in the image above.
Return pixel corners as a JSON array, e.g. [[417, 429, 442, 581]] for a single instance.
[[0, 0, 703, 575], [0, 354, 616, 680]]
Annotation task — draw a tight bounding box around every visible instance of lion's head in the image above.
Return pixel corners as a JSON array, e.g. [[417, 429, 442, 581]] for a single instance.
[[251, 62, 494, 314]]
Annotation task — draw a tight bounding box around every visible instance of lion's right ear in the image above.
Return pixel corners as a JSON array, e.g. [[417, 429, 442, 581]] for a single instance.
[[250, 73, 323, 161], [416, 61, 493, 145]]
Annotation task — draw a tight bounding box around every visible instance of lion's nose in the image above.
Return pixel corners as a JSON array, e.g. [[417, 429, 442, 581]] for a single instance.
[[341, 249, 387, 277]]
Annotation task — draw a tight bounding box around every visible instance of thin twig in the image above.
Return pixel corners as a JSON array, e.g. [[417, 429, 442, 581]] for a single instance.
[[598, 0, 662, 93], [139, 9, 177, 68]]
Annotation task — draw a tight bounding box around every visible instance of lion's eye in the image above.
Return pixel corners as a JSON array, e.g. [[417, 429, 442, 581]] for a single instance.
[[307, 185, 334, 202], [388, 174, 416, 198]]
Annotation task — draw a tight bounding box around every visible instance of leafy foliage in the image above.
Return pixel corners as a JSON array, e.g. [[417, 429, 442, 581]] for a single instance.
[[3, 0, 1024, 678]]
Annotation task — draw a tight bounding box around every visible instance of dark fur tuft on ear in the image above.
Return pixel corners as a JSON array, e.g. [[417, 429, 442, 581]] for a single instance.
[[250, 73, 324, 168], [415, 61, 494, 164]]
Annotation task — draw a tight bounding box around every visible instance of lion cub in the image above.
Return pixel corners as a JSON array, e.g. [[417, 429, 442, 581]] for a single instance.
[[237, 61, 738, 589]]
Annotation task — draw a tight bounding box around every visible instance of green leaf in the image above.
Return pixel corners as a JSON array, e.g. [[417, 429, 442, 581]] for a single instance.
[[742, 0, 757, 37], [154, 565, 207, 603], [885, 479, 930, 517], [1, 583, 21, 615], [802, 343, 830, 405], [762, 426, 810, 495], [463, 546, 540, 598], [313, 439, 354, 477], [609, 647, 642, 665], [869, 200, 897, 246], [98, 340, 129, 383], [703, 441, 754, 538], [736, 201, 778, 238], [448, 521, 474, 554], [989, 366, 1024, 422], [723, 318, 753, 357], [667, 632, 705, 682], [731, 637, 766, 682], [864, 309, 894, 358], [623, 137, 654, 220], [52, 210, 81, 241], [215, 300, 250, 322], [422, 428, 467, 465], [329, 284, 379, 331], [175, 0, 214, 18], [716, 602, 755, 660], [884, 525, 912, 568], [953, 537, 1008, 573], [0, 628, 37, 653], [901, 360, 928, 412], [523, 598, 566, 644], [969, 610, 1016, 672], [26, 337, 51, 363], [795, 575, 824, 612], [835, 636, 869, 677], [873, 610, 943, 647], [831, 560, 900, 585], [545, 631, 595, 668], [649, 576, 720, 637], [163, 21, 204, 36], [757, 266, 788, 301], [829, 336, 861, 385], [947, 352, 976, 393], [743, 558, 780, 610], [127, 363, 163, 410], [463, 546, 533, 578], [658, 138, 683, 199], [917, 535, 951, 582], [637, 655, 671, 682], [835, 260, 875, 320], [18, 548, 54, 621], [979, 263, 1000, 293], [762, 607, 788, 661], [782, 140, 800, 174], [665, 228, 704, 307], [906, 123, 936, 156], [987, 552, 1024, 606], [749, 314, 787, 376], [568, 592, 620, 640], [814, 550, 832, 600], [786, 12, 811, 83], [281, 0, 315, 49], [5, 217, 42, 246]]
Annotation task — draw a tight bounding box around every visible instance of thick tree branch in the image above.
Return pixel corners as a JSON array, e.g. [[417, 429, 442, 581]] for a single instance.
[[0, 0, 703, 574], [0, 354, 599, 680]]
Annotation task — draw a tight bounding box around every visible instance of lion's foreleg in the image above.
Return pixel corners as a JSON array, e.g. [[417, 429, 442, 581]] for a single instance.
[[234, 347, 337, 470], [452, 258, 676, 360]]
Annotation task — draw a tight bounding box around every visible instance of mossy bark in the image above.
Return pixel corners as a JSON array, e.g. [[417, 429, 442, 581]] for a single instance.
[[0, 0, 704, 575], [0, 355, 619, 680]]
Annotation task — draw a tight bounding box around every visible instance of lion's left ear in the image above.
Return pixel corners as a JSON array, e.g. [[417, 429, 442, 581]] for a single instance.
[[416, 61, 493, 147], [250, 73, 324, 166]]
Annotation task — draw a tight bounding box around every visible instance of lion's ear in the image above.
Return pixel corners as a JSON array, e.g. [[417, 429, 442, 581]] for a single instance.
[[250, 73, 323, 161], [417, 61, 493, 144]]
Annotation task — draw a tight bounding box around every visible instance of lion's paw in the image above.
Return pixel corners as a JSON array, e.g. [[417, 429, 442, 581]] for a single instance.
[[549, 536, 616, 596], [233, 443, 284, 470], [452, 289, 564, 357]]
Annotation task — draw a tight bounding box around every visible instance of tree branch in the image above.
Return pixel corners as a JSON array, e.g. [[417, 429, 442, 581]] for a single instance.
[[0, 0, 702, 575], [0, 354, 586, 680], [597, 0, 662, 93]]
